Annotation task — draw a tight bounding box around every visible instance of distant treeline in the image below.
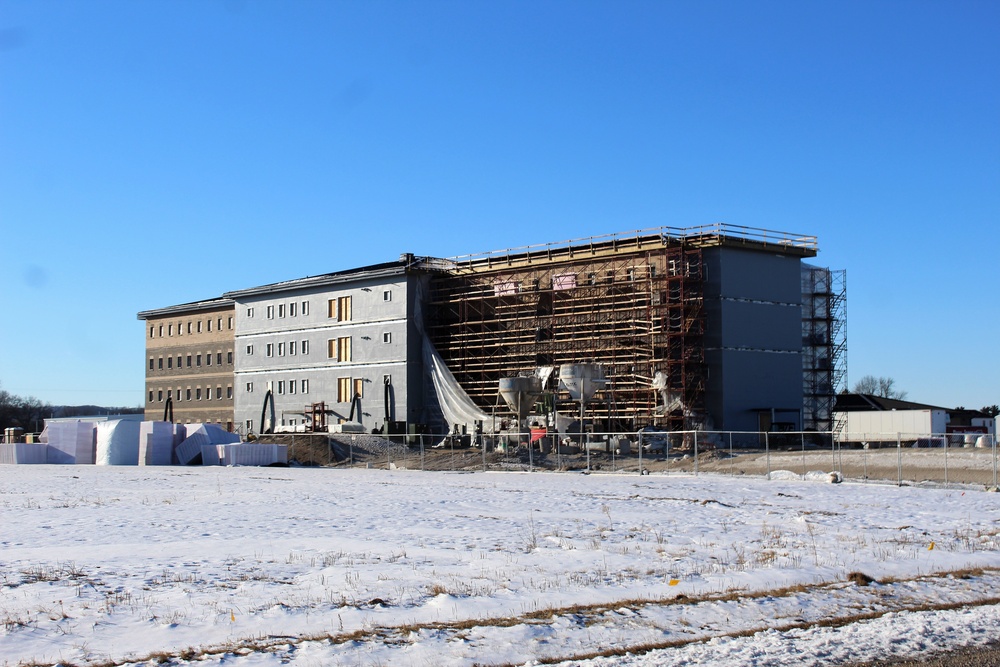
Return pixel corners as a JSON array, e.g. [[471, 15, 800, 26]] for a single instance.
[[0, 383, 142, 432]]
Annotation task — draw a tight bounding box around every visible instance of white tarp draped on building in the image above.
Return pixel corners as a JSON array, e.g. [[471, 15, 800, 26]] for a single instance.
[[423, 336, 495, 434]]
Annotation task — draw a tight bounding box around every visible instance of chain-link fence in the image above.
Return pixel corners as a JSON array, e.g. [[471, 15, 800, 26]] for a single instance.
[[269, 429, 999, 489]]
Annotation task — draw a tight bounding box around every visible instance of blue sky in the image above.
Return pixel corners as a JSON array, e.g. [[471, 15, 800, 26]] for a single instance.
[[1, 0, 997, 411]]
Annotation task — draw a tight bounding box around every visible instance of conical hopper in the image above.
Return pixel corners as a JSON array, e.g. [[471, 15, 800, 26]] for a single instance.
[[498, 376, 543, 421], [559, 364, 607, 403]]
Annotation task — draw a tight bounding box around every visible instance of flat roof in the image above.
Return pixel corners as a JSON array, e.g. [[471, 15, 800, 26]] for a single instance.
[[447, 223, 818, 271], [137, 297, 234, 320]]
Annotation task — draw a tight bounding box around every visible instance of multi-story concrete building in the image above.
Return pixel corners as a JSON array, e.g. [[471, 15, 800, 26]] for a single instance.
[[137, 298, 237, 429], [223, 256, 445, 435], [426, 225, 842, 436], [139, 225, 844, 440]]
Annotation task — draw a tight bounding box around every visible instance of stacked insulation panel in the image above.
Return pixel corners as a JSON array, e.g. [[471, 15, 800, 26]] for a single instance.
[[45, 421, 97, 464]]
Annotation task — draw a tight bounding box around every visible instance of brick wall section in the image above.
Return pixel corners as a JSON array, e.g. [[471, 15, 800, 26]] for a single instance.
[[142, 304, 236, 429]]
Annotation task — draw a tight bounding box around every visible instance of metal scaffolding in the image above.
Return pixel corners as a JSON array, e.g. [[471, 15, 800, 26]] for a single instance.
[[801, 266, 847, 432], [427, 230, 710, 432]]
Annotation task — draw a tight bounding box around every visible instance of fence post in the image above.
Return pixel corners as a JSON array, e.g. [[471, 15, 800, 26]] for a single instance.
[[801, 432, 806, 477], [765, 431, 771, 480], [729, 431, 734, 477], [528, 430, 533, 473], [897, 432, 903, 486], [944, 433, 949, 487], [993, 433, 998, 488]]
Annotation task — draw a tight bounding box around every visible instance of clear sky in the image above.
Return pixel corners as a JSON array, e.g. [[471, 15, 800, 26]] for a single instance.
[[1, 0, 997, 411]]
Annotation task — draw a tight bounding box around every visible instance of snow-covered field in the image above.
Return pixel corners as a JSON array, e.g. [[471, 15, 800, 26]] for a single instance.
[[2, 466, 1000, 666]]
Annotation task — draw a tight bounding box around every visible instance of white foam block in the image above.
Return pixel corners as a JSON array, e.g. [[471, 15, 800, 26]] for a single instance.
[[0, 443, 48, 464], [46, 421, 96, 464], [139, 421, 175, 466], [95, 420, 141, 466], [223, 444, 288, 466]]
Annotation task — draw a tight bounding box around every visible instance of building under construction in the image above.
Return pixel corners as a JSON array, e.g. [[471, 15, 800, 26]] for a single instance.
[[426, 224, 840, 435]]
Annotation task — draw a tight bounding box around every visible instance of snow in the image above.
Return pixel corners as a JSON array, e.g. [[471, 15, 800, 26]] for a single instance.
[[2, 467, 999, 666]]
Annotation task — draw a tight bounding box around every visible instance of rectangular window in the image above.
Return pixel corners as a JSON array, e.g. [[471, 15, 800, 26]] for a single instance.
[[197, 321, 202, 333], [289, 379, 296, 394], [289, 341, 296, 356], [167, 389, 172, 400], [328, 339, 335, 358], [277, 342, 285, 356], [226, 386, 232, 399], [338, 296, 352, 321], [177, 356, 182, 368], [216, 352, 222, 365], [246, 419, 253, 432], [177, 387, 182, 402], [187, 355, 192, 367], [228, 316, 233, 329], [289, 302, 296, 317], [207, 319, 212, 332], [158, 325, 163, 337], [277, 380, 284, 395], [168, 324, 173, 336], [278, 304, 285, 318], [216, 386, 222, 400], [206, 353, 212, 366], [158, 390, 163, 402], [246, 382, 253, 393], [337, 377, 351, 402], [227, 351, 232, 364], [218, 318, 222, 330], [149, 390, 154, 402], [206, 387, 211, 401], [149, 326, 154, 338], [383, 290, 391, 301], [187, 322, 192, 334], [354, 378, 364, 398], [149, 358, 154, 370], [196, 388, 202, 400], [266, 343, 273, 357], [337, 336, 351, 362], [301, 379, 309, 394], [178, 321, 183, 335], [246, 344, 253, 355], [167, 357, 173, 369], [196, 354, 202, 367], [301, 301, 309, 316], [328, 298, 335, 318], [247, 307, 254, 318], [158, 358, 163, 370], [302, 340, 309, 355], [185, 388, 191, 400], [267, 305, 274, 319], [383, 332, 391, 344]]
